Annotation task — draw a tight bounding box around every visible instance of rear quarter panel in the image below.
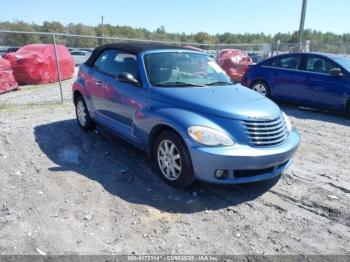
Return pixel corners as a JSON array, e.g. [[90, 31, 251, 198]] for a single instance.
[[242, 64, 273, 90], [72, 65, 96, 113]]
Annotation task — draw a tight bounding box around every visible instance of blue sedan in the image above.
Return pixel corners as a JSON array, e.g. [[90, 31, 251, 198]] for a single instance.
[[72, 42, 300, 187], [241, 52, 350, 115]]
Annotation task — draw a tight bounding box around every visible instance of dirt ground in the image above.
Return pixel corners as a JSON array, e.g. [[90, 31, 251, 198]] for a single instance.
[[0, 97, 349, 255]]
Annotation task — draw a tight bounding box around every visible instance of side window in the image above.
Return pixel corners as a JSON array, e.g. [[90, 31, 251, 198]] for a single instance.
[[93, 49, 117, 74], [93, 50, 139, 79], [305, 56, 337, 74], [72, 51, 85, 56], [272, 56, 301, 70], [115, 53, 139, 79], [260, 59, 272, 67]]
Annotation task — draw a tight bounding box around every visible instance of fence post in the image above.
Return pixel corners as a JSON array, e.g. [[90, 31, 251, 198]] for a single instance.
[[305, 40, 310, 52], [216, 46, 220, 63], [276, 40, 280, 55], [271, 41, 275, 57], [52, 33, 64, 104]]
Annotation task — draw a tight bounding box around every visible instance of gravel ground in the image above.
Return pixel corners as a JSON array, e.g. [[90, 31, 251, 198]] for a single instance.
[[0, 95, 349, 255]]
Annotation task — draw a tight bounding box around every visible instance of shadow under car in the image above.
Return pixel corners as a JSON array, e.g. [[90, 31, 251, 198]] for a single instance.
[[34, 119, 280, 214]]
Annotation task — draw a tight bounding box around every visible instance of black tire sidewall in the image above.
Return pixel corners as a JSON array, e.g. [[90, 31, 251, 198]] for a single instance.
[[153, 130, 195, 188], [251, 80, 271, 97], [75, 96, 94, 131]]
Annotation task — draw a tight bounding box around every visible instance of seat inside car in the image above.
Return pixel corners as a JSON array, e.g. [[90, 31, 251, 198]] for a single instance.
[[123, 57, 139, 79], [287, 59, 298, 70], [312, 59, 326, 73], [148, 54, 174, 83]]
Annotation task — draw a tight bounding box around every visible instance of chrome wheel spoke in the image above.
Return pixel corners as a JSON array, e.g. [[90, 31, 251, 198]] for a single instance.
[[159, 146, 166, 156], [166, 166, 171, 176], [164, 141, 170, 152], [169, 144, 175, 154], [170, 166, 177, 177], [173, 162, 181, 171]]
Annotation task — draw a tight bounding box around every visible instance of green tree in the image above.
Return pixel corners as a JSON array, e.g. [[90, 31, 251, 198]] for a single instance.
[[1, 21, 350, 53], [66, 23, 98, 48], [0, 21, 40, 46]]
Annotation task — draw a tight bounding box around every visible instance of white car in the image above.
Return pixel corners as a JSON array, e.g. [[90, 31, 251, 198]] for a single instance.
[[70, 50, 92, 66]]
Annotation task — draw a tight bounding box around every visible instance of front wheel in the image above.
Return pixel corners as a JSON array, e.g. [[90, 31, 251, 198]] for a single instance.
[[153, 130, 195, 188], [250, 81, 270, 97]]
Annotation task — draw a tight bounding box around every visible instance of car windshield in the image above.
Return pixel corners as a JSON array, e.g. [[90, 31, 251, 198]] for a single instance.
[[144, 52, 232, 87], [332, 55, 350, 72]]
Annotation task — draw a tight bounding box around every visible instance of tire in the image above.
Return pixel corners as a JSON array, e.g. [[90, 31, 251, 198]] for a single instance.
[[74, 95, 95, 131], [250, 80, 271, 97], [153, 130, 195, 188], [347, 101, 350, 118]]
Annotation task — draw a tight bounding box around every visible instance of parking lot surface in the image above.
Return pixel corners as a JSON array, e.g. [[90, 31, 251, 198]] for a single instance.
[[0, 100, 349, 255]]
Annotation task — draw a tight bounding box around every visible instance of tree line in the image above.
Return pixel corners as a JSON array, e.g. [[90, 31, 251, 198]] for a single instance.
[[0, 21, 349, 53]]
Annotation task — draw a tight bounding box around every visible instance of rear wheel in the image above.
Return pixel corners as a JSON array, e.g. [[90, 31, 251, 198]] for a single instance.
[[153, 130, 195, 188], [251, 81, 270, 97], [75, 95, 95, 131]]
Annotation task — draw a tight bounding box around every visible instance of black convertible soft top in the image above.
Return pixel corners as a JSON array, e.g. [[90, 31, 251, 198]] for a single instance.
[[85, 42, 194, 67]]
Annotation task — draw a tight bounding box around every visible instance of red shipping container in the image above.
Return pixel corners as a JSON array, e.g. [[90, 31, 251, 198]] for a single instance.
[[4, 44, 74, 85], [218, 49, 253, 82], [0, 57, 18, 94]]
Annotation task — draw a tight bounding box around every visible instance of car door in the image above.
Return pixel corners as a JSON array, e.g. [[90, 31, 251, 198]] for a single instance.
[[96, 50, 148, 140], [268, 54, 304, 102], [85, 49, 117, 114], [299, 54, 348, 110]]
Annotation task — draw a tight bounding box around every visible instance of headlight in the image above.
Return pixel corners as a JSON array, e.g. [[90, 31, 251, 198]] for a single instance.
[[188, 126, 234, 146], [282, 112, 292, 133]]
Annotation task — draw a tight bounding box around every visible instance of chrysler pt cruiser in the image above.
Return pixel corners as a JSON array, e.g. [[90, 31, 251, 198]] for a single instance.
[[72, 43, 300, 187]]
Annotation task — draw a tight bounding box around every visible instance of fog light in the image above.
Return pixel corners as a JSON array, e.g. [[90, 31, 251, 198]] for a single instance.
[[215, 169, 229, 179]]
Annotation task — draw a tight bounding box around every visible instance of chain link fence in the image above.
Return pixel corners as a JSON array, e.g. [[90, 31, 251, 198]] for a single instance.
[[309, 41, 350, 55], [0, 31, 64, 107], [1, 29, 349, 108]]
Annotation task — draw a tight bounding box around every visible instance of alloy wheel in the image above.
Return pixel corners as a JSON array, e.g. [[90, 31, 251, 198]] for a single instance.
[[252, 83, 267, 96], [157, 139, 182, 180]]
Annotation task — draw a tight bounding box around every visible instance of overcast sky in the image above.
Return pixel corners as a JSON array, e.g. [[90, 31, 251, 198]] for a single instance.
[[1, 0, 349, 34]]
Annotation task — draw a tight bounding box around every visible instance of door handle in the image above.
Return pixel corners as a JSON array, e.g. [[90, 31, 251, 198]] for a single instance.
[[95, 80, 105, 87]]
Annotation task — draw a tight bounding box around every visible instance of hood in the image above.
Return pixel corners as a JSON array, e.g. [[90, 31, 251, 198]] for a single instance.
[[151, 84, 281, 120]]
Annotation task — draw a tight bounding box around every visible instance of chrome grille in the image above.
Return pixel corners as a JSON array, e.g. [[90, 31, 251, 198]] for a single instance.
[[243, 115, 288, 147]]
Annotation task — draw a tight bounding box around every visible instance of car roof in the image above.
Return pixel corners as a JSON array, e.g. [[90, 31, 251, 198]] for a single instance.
[[268, 52, 348, 60], [258, 52, 350, 66], [85, 42, 195, 67]]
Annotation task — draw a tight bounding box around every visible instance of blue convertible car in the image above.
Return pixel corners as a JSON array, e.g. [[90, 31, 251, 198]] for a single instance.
[[241, 52, 350, 115], [72, 43, 300, 187]]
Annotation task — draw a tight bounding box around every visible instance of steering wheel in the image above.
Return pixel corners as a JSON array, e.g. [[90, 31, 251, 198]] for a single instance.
[[193, 72, 207, 78]]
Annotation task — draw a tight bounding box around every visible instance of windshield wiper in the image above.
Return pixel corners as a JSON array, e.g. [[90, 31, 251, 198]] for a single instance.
[[155, 81, 206, 87], [205, 81, 232, 86]]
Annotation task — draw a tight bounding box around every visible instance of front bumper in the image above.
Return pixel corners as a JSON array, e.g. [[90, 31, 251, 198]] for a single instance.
[[188, 128, 300, 184]]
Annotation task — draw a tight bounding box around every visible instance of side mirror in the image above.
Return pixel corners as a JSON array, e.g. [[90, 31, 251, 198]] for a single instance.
[[117, 72, 140, 86], [330, 68, 343, 77]]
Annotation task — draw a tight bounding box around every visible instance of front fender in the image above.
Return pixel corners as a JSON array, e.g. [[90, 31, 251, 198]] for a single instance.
[[135, 107, 229, 155]]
